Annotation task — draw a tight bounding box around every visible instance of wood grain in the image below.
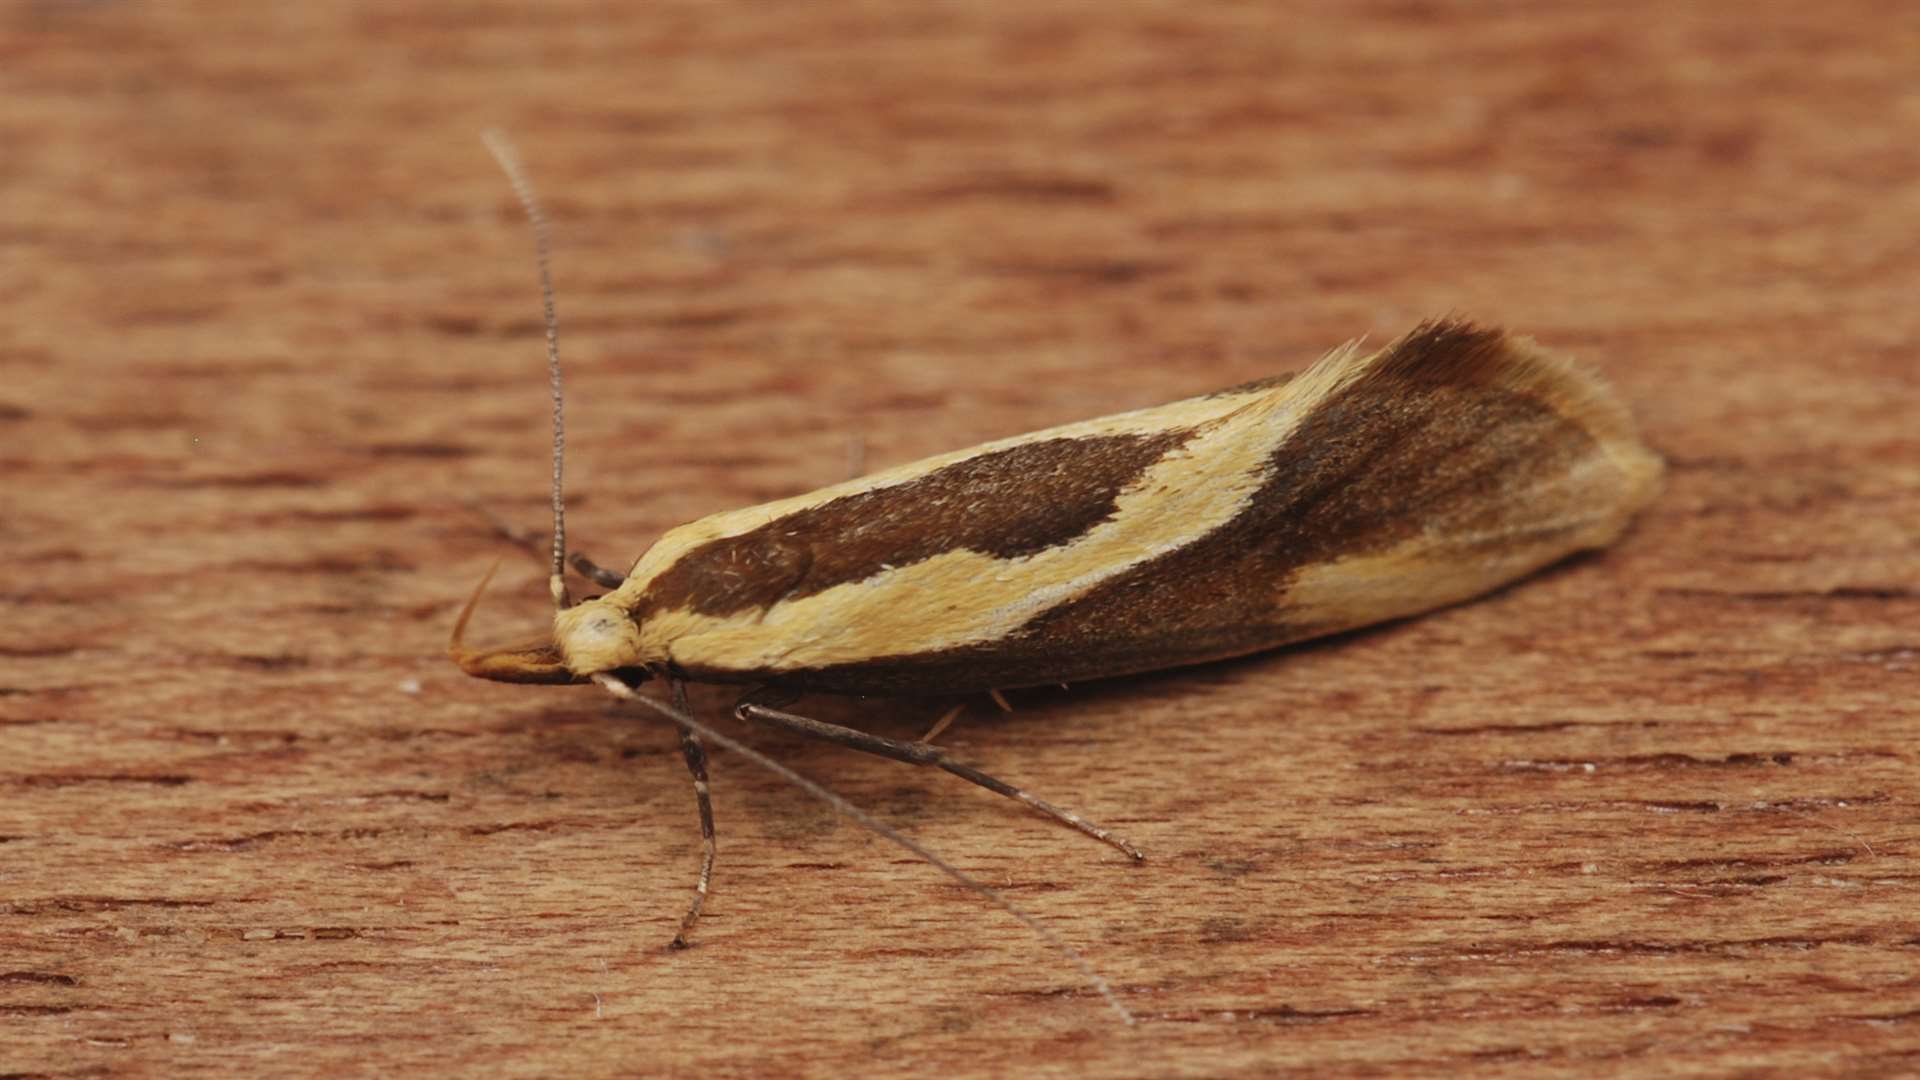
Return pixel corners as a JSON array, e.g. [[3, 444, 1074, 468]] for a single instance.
[[3, 1, 1916, 1076]]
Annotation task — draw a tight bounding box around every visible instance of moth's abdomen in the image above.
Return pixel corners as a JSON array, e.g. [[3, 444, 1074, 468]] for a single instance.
[[620, 320, 1660, 696]]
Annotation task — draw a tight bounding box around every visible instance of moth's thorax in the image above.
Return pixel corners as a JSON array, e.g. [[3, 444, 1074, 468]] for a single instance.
[[553, 595, 650, 676]]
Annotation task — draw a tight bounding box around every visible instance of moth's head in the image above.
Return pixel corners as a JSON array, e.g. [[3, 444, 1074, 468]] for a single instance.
[[450, 561, 644, 685], [551, 594, 647, 676]]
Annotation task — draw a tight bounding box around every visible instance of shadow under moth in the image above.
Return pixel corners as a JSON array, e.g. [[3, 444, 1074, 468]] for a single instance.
[[451, 133, 1663, 1022]]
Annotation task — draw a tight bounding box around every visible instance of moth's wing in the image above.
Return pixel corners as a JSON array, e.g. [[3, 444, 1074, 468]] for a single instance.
[[1005, 320, 1662, 668], [1256, 321, 1664, 639], [633, 320, 1660, 694]]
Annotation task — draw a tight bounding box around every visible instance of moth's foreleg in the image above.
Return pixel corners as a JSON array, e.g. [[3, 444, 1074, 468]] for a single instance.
[[567, 553, 626, 591], [732, 696, 1145, 862], [469, 503, 626, 589], [664, 679, 718, 949]]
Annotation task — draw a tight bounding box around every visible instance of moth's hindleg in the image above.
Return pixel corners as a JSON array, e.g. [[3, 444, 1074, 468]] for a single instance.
[[470, 504, 626, 589], [668, 679, 717, 949], [733, 695, 1144, 862]]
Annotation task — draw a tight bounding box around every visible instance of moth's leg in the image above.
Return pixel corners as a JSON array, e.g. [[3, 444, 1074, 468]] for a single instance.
[[734, 696, 1144, 861], [567, 553, 628, 592], [668, 679, 717, 949], [468, 503, 626, 589]]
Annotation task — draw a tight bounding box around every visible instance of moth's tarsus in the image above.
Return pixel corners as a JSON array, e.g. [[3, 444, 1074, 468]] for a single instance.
[[668, 678, 716, 949], [735, 699, 1145, 861], [593, 672, 1137, 1025]]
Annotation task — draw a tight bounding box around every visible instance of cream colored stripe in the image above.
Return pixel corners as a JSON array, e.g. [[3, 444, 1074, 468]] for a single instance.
[[615, 378, 1309, 591], [648, 373, 1337, 672]]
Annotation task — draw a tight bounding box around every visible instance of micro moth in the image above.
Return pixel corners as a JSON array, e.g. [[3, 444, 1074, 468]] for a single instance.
[[454, 133, 1662, 1022], [462, 324, 1662, 693]]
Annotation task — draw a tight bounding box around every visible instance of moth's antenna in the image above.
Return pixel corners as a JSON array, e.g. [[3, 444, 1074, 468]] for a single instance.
[[592, 673, 1137, 1025], [481, 128, 572, 613]]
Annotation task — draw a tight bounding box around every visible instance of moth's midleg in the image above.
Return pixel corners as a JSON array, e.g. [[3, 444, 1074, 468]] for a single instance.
[[598, 673, 1135, 1023], [733, 699, 1146, 862], [668, 678, 717, 949]]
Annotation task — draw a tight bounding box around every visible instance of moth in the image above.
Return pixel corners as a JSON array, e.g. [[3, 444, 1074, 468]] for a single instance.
[[459, 322, 1662, 695], [454, 133, 1661, 1020]]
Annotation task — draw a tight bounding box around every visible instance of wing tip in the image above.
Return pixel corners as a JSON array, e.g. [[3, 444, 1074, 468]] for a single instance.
[[1309, 317, 1665, 515]]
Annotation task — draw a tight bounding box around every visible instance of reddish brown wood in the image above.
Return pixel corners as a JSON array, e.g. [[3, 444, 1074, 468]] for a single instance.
[[3, 2, 1915, 1075]]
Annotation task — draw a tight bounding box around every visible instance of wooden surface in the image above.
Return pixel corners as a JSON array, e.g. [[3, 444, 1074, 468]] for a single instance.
[[4, 2, 1917, 1076]]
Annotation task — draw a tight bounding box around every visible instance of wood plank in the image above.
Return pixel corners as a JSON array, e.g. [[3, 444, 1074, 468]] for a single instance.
[[3, 1, 1915, 1074]]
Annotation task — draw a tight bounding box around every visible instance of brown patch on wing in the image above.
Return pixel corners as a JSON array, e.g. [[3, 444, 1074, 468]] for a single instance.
[[1000, 323, 1601, 661], [747, 321, 1654, 696], [639, 430, 1194, 619], [642, 533, 814, 620]]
